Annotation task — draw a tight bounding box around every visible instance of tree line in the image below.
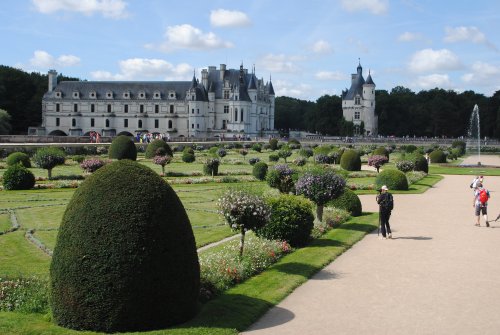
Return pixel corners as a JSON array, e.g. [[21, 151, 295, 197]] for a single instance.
[[1, 65, 500, 138], [276, 87, 500, 139]]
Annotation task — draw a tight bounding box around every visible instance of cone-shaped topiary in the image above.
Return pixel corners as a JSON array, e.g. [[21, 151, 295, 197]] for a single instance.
[[6, 152, 31, 168], [50, 160, 199, 333], [375, 169, 408, 190], [327, 187, 362, 217], [2, 164, 35, 190], [340, 149, 361, 171], [109, 135, 137, 160], [145, 139, 173, 159]]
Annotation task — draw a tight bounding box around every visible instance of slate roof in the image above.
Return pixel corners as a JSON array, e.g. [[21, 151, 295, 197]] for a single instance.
[[342, 63, 374, 100]]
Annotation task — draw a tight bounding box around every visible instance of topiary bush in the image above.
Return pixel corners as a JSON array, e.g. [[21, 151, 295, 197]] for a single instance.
[[182, 148, 196, 163], [375, 169, 408, 190], [396, 160, 415, 173], [203, 158, 220, 176], [269, 153, 279, 162], [251, 143, 262, 152], [327, 187, 362, 217], [340, 149, 361, 171], [145, 139, 173, 159], [252, 162, 268, 180], [266, 164, 296, 193], [6, 152, 31, 168], [2, 164, 35, 190], [410, 153, 429, 173], [452, 140, 466, 156], [298, 147, 313, 158], [255, 195, 314, 247], [50, 160, 199, 332], [33, 147, 66, 178], [269, 138, 278, 151], [248, 157, 260, 165], [109, 135, 137, 161], [429, 150, 446, 163], [372, 146, 389, 159]]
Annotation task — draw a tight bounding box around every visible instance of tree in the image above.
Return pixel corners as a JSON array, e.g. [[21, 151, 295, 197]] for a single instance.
[[153, 155, 172, 175], [266, 164, 296, 193], [33, 147, 66, 178], [239, 148, 248, 161], [278, 145, 292, 162], [368, 155, 389, 173], [217, 189, 270, 257], [295, 169, 346, 222], [0, 108, 12, 134]]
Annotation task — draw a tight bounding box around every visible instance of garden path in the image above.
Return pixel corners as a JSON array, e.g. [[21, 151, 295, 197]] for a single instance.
[[243, 155, 500, 335]]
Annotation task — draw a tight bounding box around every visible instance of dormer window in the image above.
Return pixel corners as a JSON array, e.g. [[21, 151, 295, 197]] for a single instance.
[[89, 91, 96, 99], [168, 91, 176, 99], [72, 91, 80, 99], [55, 91, 62, 98], [123, 91, 130, 99], [106, 91, 113, 99], [138, 91, 146, 99], [153, 91, 161, 99]]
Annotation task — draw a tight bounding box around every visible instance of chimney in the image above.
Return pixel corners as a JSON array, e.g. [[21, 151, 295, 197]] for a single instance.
[[220, 64, 226, 81], [48, 69, 58, 92], [201, 69, 208, 88]]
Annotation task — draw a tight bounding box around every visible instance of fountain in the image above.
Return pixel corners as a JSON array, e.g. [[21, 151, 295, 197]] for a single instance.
[[466, 104, 481, 166]]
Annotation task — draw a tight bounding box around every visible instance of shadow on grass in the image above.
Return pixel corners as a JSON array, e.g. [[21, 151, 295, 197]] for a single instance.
[[337, 222, 377, 233]]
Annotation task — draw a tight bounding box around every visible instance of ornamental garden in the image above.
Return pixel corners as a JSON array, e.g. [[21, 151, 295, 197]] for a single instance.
[[0, 137, 485, 334]]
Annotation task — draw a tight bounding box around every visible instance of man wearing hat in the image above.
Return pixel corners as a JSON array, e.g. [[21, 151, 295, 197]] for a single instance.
[[376, 185, 394, 239]]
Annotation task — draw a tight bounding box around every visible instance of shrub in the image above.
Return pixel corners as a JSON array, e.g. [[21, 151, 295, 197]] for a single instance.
[[278, 145, 292, 163], [323, 207, 351, 228], [80, 158, 107, 173], [269, 153, 279, 162], [403, 144, 417, 153], [182, 151, 196, 163], [452, 140, 466, 156], [298, 147, 313, 158], [239, 149, 248, 160], [203, 158, 220, 176], [3, 164, 35, 190], [208, 146, 219, 155], [295, 169, 346, 221], [248, 157, 260, 165], [256, 195, 314, 247], [327, 187, 362, 217], [329, 150, 342, 164], [372, 146, 389, 159], [396, 160, 415, 173], [153, 155, 172, 175], [340, 149, 361, 171], [252, 162, 268, 180], [217, 148, 227, 158], [293, 157, 307, 166], [72, 155, 85, 163], [314, 154, 330, 164], [429, 150, 446, 163], [217, 189, 270, 257], [109, 135, 137, 161], [367, 155, 388, 173], [145, 139, 173, 158], [375, 169, 408, 190], [251, 143, 262, 152], [6, 152, 31, 168], [266, 164, 296, 193], [33, 147, 66, 178], [50, 160, 199, 332], [269, 138, 278, 150], [410, 153, 429, 173]]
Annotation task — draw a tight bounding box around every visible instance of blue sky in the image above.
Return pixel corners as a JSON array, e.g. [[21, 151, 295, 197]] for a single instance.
[[1, 0, 499, 101]]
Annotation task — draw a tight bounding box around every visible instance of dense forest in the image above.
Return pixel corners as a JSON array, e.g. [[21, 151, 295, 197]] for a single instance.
[[1, 65, 500, 138]]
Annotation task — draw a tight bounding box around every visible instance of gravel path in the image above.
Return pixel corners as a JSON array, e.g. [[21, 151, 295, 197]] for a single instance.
[[243, 155, 500, 335]]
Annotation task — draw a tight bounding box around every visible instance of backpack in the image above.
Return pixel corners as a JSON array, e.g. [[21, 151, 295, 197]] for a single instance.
[[479, 189, 488, 205], [379, 193, 394, 211]]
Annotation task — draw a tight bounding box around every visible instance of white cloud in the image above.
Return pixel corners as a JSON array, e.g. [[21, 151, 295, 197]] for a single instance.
[[415, 74, 451, 89], [444, 26, 497, 51], [462, 61, 500, 85], [311, 40, 332, 54], [340, 0, 388, 15], [274, 79, 313, 100], [408, 48, 462, 73], [146, 24, 233, 52], [91, 58, 193, 80], [210, 9, 251, 27], [315, 71, 346, 81], [29, 50, 81, 68], [398, 32, 423, 42], [32, 0, 128, 19], [257, 54, 304, 73]]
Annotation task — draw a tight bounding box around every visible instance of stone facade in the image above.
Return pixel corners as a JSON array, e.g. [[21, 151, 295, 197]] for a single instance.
[[341, 62, 377, 136], [40, 64, 276, 138]]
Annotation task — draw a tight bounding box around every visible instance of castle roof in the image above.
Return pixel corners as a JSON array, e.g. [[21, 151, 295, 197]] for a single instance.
[[365, 72, 375, 85]]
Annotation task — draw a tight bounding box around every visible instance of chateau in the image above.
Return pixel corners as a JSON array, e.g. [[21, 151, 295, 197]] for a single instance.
[[342, 62, 377, 136], [39, 64, 276, 138]]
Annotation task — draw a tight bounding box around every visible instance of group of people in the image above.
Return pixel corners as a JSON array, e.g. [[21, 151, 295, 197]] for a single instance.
[[470, 176, 493, 227], [136, 132, 170, 143], [89, 131, 101, 143]]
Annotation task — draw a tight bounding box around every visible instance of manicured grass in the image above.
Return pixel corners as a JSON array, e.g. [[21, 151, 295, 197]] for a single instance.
[[0, 213, 378, 335], [429, 164, 500, 176], [354, 174, 443, 195], [0, 213, 10, 232]]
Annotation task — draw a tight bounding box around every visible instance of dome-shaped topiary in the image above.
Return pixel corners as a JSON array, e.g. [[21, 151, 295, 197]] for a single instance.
[[375, 169, 408, 190], [6, 152, 31, 168], [410, 153, 428, 173], [109, 135, 137, 161], [327, 187, 362, 217], [255, 195, 314, 247], [429, 150, 446, 163], [2, 164, 35, 190], [372, 146, 389, 159], [340, 149, 361, 171], [252, 162, 268, 180], [145, 139, 173, 158], [50, 160, 199, 333], [182, 151, 196, 163]]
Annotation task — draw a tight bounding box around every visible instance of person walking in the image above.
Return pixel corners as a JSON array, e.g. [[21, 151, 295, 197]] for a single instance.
[[473, 182, 490, 227], [376, 185, 394, 239]]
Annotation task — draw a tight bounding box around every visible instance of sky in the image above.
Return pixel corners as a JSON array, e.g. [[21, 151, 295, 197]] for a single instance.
[[1, 0, 499, 101]]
